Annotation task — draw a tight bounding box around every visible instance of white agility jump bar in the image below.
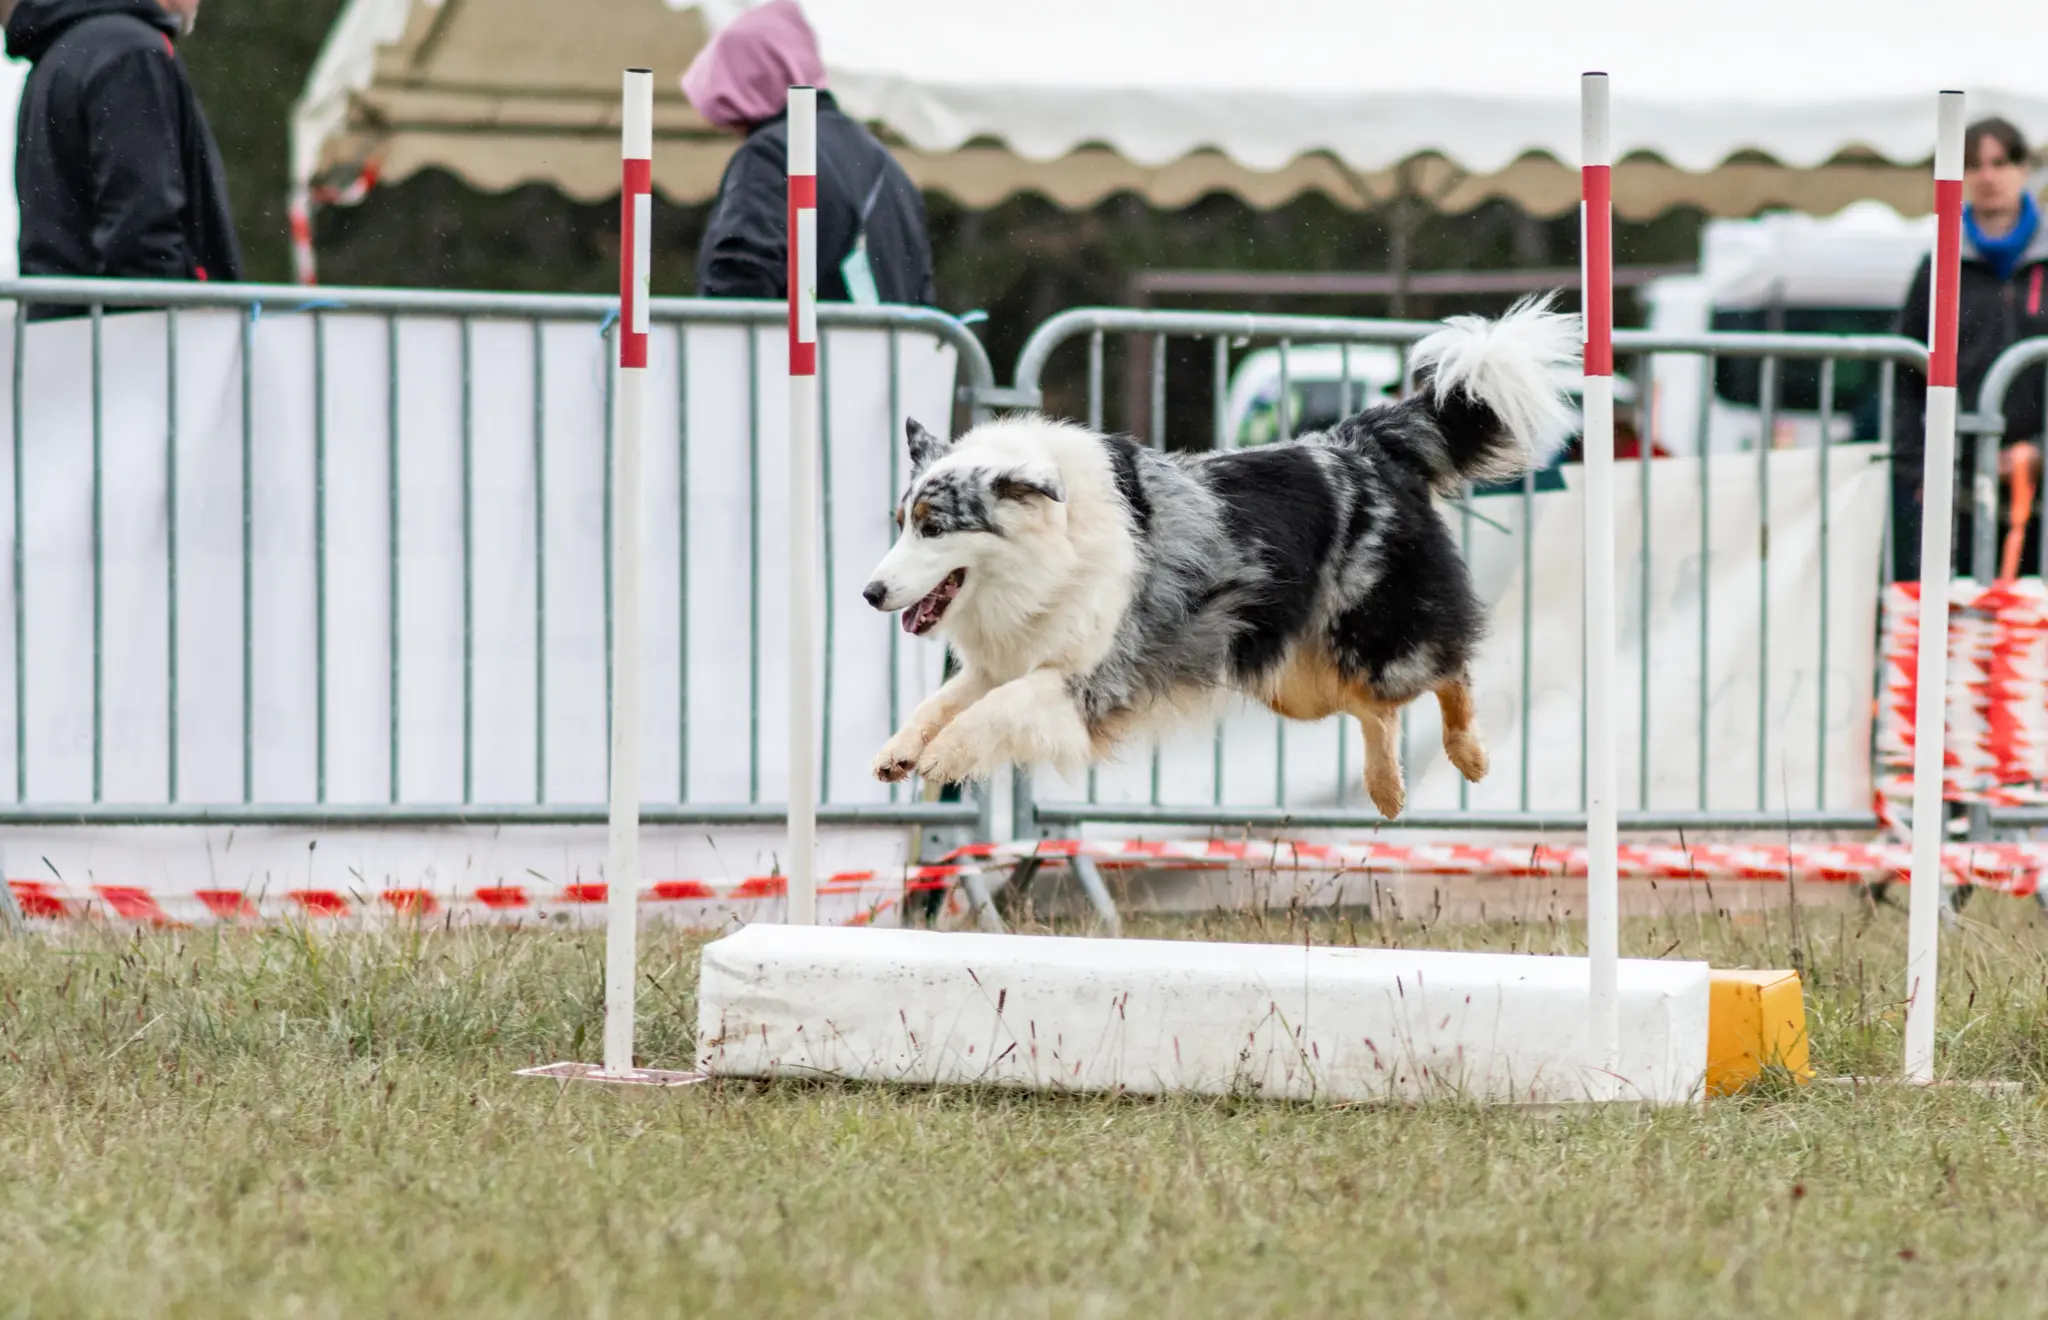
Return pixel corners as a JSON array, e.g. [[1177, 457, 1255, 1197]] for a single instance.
[[1904, 90, 1967, 1084], [1580, 71, 1620, 1087], [696, 926, 1712, 1105], [786, 85, 821, 926]]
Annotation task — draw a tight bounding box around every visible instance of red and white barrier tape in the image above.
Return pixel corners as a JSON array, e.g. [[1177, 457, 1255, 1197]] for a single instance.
[[6, 866, 967, 927], [289, 162, 382, 285], [1877, 578, 2048, 817], [942, 837, 2048, 895], [24, 831, 2048, 927]]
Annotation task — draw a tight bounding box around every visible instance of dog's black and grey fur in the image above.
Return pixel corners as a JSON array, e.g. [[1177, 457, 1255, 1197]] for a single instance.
[[862, 296, 1579, 816]]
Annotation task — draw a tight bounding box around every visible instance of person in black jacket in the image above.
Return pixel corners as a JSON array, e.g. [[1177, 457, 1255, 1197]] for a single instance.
[[5, 0, 242, 318], [681, 0, 935, 306], [1893, 117, 2047, 581]]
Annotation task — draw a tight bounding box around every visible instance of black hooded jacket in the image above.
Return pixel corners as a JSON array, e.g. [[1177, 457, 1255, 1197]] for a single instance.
[[695, 92, 935, 306], [1893, 219, 2048, 476], [7, 0, 242, 306]]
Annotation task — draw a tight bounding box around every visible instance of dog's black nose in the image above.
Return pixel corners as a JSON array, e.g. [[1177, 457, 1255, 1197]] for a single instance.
[[862, 581, 888, 609]]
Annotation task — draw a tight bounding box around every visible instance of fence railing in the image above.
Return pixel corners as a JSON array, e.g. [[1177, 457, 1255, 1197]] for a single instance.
[[10, 279, 2031, 846], [1007, 308, 1929, 837], [0, 276, 994, 835]]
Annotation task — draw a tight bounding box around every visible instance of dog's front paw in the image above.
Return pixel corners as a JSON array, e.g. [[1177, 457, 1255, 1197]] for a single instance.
[[915, 727, 989, 787], [872, 728, 929, 783]]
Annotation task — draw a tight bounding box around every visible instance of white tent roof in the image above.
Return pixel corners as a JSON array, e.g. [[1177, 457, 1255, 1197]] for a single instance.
[[293, 0, 2048, 219]]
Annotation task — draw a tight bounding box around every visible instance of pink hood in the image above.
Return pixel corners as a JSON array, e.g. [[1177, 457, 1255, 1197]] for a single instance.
[[681, 0, 828, 131]]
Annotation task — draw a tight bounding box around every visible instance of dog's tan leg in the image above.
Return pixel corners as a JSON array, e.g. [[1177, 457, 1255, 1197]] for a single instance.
[[1436, 676, 1489, 783], [1354, 701, 1405, 820], [873, 668, 992, 783]]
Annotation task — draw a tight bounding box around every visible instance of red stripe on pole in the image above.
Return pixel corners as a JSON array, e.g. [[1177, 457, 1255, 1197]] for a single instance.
[[619, 158, 652, 370], [1581, 163, 1614, 377], [1931, 177, 1964, 388], [789, 174, 817, 377]]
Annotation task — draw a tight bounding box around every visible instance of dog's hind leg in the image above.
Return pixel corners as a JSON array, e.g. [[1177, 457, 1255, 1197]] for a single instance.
[[1435, 675, 1489, 784], [1352, 700, 1405, 820]]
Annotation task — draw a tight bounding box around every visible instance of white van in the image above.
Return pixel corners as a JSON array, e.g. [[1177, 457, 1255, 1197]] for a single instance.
[[1641, 201, 1935, 455], [1223, 342, 1643, 464]]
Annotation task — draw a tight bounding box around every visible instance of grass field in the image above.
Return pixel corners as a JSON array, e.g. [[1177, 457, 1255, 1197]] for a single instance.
[[8, 886, 2048, 1318]]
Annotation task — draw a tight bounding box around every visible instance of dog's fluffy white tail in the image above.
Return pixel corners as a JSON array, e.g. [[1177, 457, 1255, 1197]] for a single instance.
[[1404, 293, 1581, 491]]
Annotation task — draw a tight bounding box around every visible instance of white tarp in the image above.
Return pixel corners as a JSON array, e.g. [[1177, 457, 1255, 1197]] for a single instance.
[[0, 305, 956, 898], [295, 0, 2048, 219], [1050, 442, 1891, 821], [0, 309, 956, 806], [0, 57, 23, 279]]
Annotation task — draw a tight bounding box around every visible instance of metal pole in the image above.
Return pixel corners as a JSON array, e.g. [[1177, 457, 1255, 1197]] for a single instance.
[[602, 68, 653, 1078], [1580, 71, 1620, 1089], [1905, 90, 1966, 1085], [786, 85, 821, 926]]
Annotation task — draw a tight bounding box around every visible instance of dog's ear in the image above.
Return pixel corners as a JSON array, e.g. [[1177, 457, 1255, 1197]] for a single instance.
[[992, 465, 1065, 505], [905, 418, 948, 473]]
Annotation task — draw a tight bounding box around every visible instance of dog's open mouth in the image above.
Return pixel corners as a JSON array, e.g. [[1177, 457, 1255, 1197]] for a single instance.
[[903, 568, 965, 636]]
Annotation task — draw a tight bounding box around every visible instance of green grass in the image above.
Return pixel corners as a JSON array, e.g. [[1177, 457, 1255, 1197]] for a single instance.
[[7, 888, 2048, 1318]]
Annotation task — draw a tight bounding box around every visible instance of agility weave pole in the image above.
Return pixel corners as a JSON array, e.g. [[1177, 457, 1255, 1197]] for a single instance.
[[517, 68, 703, 1088], [787, 85, 822, 926], [1580, 71, 1621, 1091], [1904, 91, 1966, 1086]]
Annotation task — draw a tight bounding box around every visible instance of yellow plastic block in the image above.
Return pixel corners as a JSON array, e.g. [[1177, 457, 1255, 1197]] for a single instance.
[[1706, 969, 1812, 1097]]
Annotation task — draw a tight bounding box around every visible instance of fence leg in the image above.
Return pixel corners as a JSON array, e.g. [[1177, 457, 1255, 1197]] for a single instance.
[[995, 855, 1042, 925], [0, 861, 21, 935], [959, 868, 1007, 933], [1070, 855, 1123, 937]]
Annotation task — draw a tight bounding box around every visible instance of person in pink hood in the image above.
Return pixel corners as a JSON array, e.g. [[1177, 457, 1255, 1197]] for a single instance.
[[683, 0, 935, 305]]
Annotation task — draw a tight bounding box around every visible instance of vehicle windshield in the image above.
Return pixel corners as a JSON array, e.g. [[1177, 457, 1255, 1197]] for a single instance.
[[1709, 306, 1897, 439], [1235, 378, 1387, 447]]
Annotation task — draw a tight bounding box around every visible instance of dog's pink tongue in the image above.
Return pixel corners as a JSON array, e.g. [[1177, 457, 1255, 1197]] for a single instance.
[[902, 597, 933, 634]]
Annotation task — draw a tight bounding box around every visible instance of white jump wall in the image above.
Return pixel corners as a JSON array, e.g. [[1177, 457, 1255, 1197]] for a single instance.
[[696, 926, 1711, 1105]]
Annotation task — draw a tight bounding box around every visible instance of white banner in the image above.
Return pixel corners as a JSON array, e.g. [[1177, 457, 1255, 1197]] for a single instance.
[[0, 306, 961, 905], [1053, 443, 1891, 819], [0, 307, 956, 807]]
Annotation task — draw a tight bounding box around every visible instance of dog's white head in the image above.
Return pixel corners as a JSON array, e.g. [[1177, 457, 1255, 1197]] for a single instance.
[[861, 418, 1067, 639]]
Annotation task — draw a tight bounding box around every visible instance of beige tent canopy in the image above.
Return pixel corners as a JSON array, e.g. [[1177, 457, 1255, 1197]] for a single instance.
[[291, 0, 2048, 239]]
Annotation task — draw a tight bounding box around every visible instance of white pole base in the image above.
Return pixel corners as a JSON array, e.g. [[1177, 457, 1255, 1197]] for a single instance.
[[517, 1061, 708, 1088]]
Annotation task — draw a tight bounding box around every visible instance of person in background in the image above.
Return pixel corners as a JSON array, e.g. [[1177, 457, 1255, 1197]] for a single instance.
[[683, 0, 935, 306], [5, 0, 241, 318], [1893, 116, 2046, 582]]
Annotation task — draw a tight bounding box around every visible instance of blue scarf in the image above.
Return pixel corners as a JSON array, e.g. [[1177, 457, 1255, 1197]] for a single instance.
[[1966, 192, 2041, 282]]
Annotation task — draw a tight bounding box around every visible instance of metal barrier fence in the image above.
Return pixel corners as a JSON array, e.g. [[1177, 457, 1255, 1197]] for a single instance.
[[1007, 308, 1930, 837], [11, 280, 2033, 846], [0, 276, 995, 836], [1966, 340, 2048, 830]]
